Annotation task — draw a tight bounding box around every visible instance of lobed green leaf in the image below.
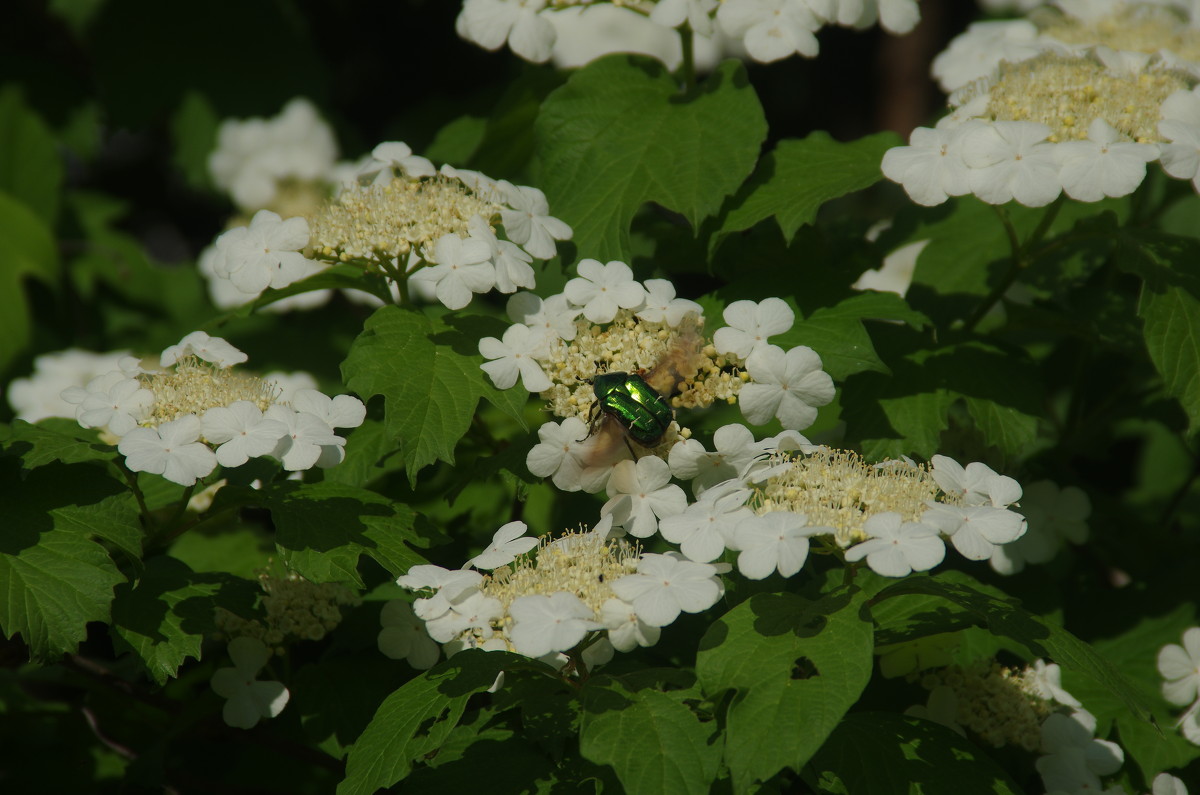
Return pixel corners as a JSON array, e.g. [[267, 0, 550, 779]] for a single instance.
[[579, 677, 721, 795], [341, 306, 528, 485], [695, 588, 874, 793], [0, 458, 131, 662], [338, 650, 514, 795], [715, 131, 899, 252], [536, 55, 767, 263], [263, 480, 427, 586]]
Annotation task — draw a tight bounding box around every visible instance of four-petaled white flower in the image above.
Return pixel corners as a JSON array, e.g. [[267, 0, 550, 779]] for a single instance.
[[499, 182, 572, 259], [733, 511, 825, 579], [845, 512, 946, 577], [526, 417, 590, 492], [210, 637, 290, 729], [377, 599, 441, 670], [74, 373, 154, 436], [717, 0, 820, 63], [200, 401, 288, 468], [881, 125, 973, 207], [713, 298, 795, 359], [599, 597, 661, 652], [601, 457, 688, 538], [412, 233, 496, 311], [479, 323, 553, 392], [659, 480, 754, 562], [469, 215, 535, 294], [469, 520, 539, 569], [922, 503, 1026, 561], [1055, 118, 1158, 202], [961, 120, 1062, 207], [740, 344, 835, 430], [160, 331, 249, 369], [118, 414, 217, 486], [265, 405, 344, 471], [610, 552, 725, 628], [212, 210, 316, 295], [637, 279, 703, 327], [1158, 627, 1200, 708], [457, 0, 557, 64], [507, 292, 581, 344], [509, 592, 602, 658], [563, 259, 647, 324]]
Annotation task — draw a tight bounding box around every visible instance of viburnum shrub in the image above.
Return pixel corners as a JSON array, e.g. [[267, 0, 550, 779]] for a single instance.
[[2, 1, 1199, 793]]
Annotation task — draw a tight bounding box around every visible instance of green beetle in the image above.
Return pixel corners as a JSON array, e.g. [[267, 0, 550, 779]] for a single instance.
[[587, 371, 675, 448]]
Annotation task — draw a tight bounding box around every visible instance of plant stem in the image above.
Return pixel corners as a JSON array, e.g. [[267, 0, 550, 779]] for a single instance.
[[117, 459, 154, 528], [679, 24, 696, 92], [964, 199, 1063, 333]]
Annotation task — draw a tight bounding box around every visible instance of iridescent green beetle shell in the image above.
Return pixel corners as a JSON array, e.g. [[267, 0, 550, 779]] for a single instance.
[[589, 371, 674, 446]]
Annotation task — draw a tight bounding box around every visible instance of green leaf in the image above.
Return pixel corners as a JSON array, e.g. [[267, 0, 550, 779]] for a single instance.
[[776, 292, 930, 381], [0, 191, 58, 379], [809, 713, 1021, 795], [1131, 240, 1200, 435], [263, 480, 427, 587], [425, 114, 487, 167], [963, 396, 1039, 457], [695, 589, 874, 793], [0, 87, 64, 225], [842, 340, 1043, 461], [716, 131, 899, 250], [341, 307, 528, 484], [0, 458, 127, 662], [579, 677, 721, 795], [292, 656, 413, 759], [536, 55, 766, 263], [320, 418, 406, 488], [5, 419, 116, 469], [170, 92, 220, 191], [338, 650, 514, 795], [872, 574, 1154, 723], [234, 264, 368, 317], [110, 556, 257, 685]]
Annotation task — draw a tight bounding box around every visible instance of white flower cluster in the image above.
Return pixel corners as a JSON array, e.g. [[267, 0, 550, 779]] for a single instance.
[[61, 331, 365, 487], [914, 655, 1191, 795], [640, 446, 1030, 581], [455, 0, 920, 66], [884, 2, 1200, 207], [381, 516, 726, 669], [209, 98, 339, 213], [477, 271, 835, 493], [205, 143, 570, 312], [7, 348, 132, 423], [1159, 627, 1200, 745]]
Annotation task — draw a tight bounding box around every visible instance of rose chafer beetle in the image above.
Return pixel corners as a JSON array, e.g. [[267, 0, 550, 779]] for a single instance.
[[587, 371, 674, 448]]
